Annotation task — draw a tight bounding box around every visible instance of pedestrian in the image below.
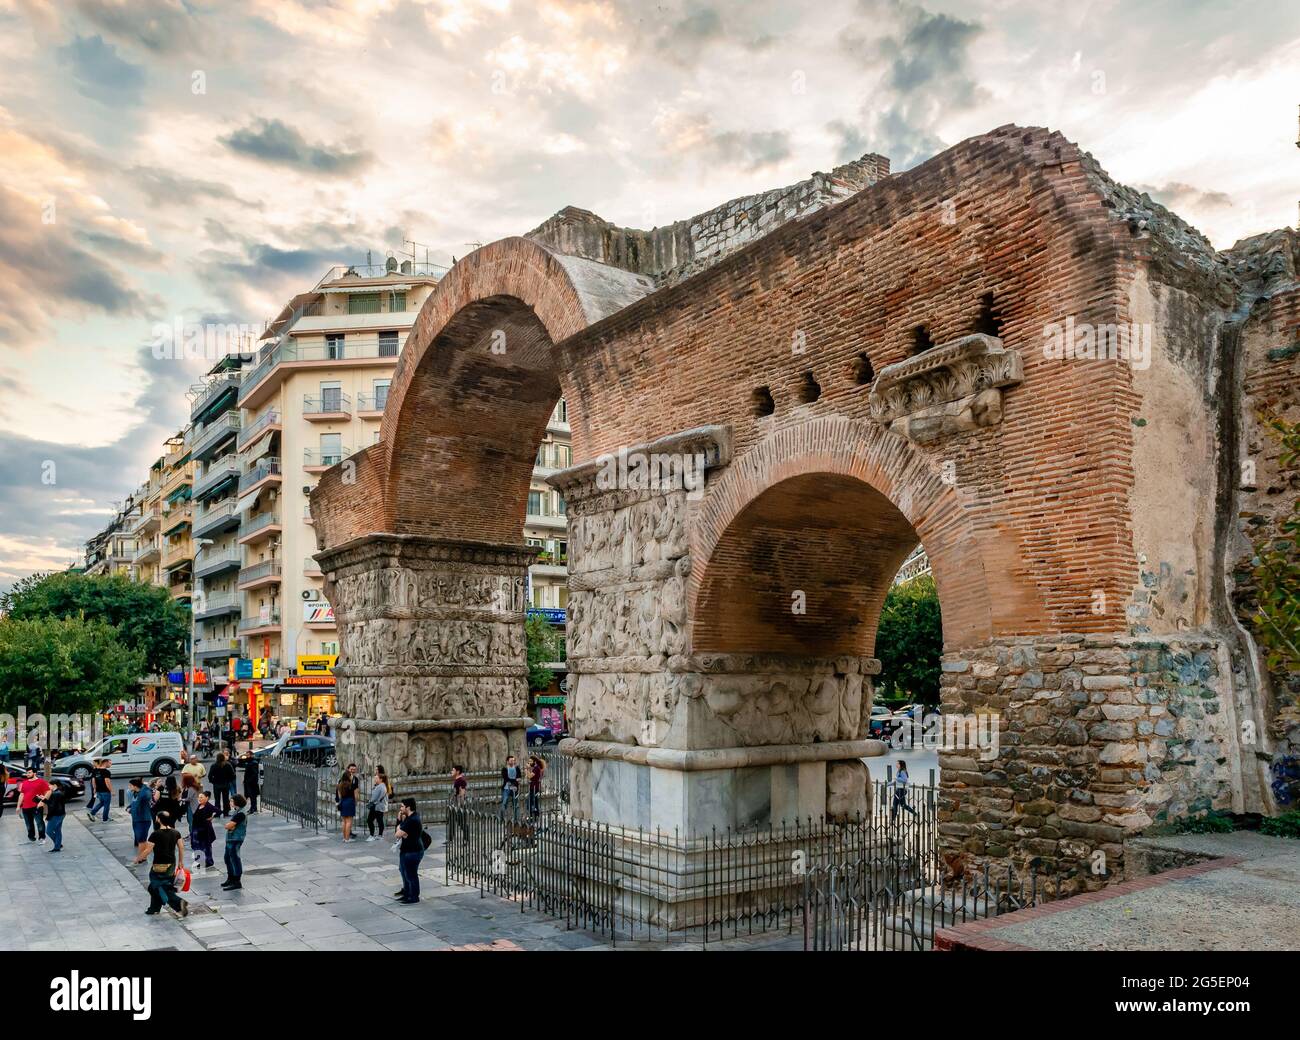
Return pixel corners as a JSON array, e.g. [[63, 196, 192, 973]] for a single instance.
[[26, 734, 42, 772], [336, 765, 359, 842], [0, 728, 10, 763], [394, 798, 425, 904], [190, 790, 217, 871], [221, 794, 248, 890], [180, 772, 199, 829], [499, 754, 521, 822], [17, 768, 49, 843], [448, 765, 469, 844], [527, 754, 545, 817], [891, 759, 918, 822], [153, 780, 181, 829], [40, 782, 67, 852], [240, 750, 259, 814], [0, 760, 7, 821], [86, 758, 113, 822], [181, 753, 206, 788], [133, 813, 188, 918], [209, 752, 234, 816], [128, 778, 154, 850], [365, 768, 390, 841]]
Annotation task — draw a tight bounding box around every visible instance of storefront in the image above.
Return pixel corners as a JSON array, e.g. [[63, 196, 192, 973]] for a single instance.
[[273, 674, 338, 723]]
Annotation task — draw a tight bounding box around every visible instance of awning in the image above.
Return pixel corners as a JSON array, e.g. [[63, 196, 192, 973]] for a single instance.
[[235, 488, 260, 514], [155, 699, 181, 711]]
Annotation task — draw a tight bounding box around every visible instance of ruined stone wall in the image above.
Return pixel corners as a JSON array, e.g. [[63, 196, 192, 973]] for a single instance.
[[525, 152, 889, 285], [940, 635, 1238, 889]]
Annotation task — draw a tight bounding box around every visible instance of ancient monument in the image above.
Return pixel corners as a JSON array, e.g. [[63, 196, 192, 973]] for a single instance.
[[312, 125, 1299, 886]]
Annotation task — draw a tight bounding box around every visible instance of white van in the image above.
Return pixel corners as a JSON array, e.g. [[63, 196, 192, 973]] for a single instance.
[[54, 732, 185, 782]]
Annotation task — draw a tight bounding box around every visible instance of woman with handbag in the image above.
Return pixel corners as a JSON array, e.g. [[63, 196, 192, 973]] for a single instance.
[[190, 790, 217, 871]]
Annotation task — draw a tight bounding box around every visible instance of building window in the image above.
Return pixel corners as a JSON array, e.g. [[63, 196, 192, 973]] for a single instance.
[[378, 331, 398, 357], [320, 433, 342, 467], [320, 381, 342, 412], [326, 334, 345, 360], [553, 399, 567, 423], [528, 491, 543, 516], [554, 494, 566, 517], [556, 444, 571, 467], [373, 379, 390, 410], [349, 293, 381, 315], [386, 291, 407, 312]]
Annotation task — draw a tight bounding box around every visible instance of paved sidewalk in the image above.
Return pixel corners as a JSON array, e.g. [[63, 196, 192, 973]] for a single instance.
[[0, 810, 202, 951]]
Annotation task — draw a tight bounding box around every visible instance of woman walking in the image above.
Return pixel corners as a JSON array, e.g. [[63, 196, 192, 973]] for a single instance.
[[365, 768, 390, 841], [190, 790, 217, 872]]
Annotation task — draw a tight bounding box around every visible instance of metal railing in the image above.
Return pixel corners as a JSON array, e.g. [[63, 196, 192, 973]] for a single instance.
[[190, 373, 242, 419], [237, 408, 280, 450], [191, 410, 241, 459], [195, 636, 240, 656], [238, 559, 282, 585], [194, 548, 242, 578], [304, 556, 322, 574], [238, 457, 281, 492], [320, 261, 445, 281], [238, 609, 281, 633], [193, 498, 239, 537], [239, 511, 281, 540], [304, 392, 352, 416], [304, 447, 351, 468], [356, 391, 388, 412], [193, 456, 240, 500], [193, 591, 240, 619]]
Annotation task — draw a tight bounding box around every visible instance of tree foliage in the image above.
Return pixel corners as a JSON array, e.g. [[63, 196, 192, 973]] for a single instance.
[[874, 574, 943, 705], [0, 615, 145, 716], [1250, 411, 1300, 675], [1, 572, 187, 675], [525, 612, 564, 693]]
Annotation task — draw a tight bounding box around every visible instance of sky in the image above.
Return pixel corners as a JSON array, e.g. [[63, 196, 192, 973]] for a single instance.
[[0, 0, 1296, 593]]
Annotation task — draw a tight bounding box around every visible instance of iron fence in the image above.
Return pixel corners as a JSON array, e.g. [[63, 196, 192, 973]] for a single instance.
[[259, 756, 323, 830]]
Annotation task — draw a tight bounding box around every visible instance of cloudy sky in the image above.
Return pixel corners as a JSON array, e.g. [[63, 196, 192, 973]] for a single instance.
[[0, 0, 1296, 592]]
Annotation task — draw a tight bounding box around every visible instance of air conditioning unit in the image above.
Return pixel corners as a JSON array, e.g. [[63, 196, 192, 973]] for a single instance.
[[302, 589, 319, 601]]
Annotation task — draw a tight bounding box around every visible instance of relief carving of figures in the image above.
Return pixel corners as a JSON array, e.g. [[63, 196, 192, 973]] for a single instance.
[[659, 557, 690, 656]]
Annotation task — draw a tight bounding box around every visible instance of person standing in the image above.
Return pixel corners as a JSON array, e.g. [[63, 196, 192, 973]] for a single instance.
[[209, 752, 234, 816], [26, 734, 42, 772], [133, 813, 188, 918], [87, 759, 113, 822], [0, 760, 8, 822], [448, 765, 469, 844], [181, 754, 206, 789], [500, 755, 521, 823], [128, 778, 154, 851], [180, 773, 199, 830], [239, 750, 260, 814], [40, 783, 67, 852], [221, 794, 248, 890], [0, 729, 10, 763], [365, 769, 389, 841], [336, 766, 359, 842], [18, 768, 49, 843], [190, 791, 217, 871], [394, 798, 424, 904], [527, 755, 545, 818]]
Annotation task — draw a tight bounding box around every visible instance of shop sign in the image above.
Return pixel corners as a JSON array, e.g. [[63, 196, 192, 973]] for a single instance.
[[296, 654, 337, 675]]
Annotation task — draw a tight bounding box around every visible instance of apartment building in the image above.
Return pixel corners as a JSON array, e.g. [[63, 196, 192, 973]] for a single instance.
[[527, 399, 573, 612], [232, 257, 444, 721]]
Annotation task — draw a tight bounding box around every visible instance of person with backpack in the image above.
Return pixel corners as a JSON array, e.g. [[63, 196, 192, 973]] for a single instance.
[[128, 777, 155, 850], [394, 798, 427, 904]]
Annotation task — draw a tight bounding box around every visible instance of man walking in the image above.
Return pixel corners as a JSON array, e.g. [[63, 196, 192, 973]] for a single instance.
[[87, 758, 113, 822], [133, 813, 188, 918], [128, 778, 154, 851], [17, 768, 49, 843], [221, 794, 249, 890], [500, 755, 521, 822], [394, 798, 424, 904], [40, 783, 67, 852]]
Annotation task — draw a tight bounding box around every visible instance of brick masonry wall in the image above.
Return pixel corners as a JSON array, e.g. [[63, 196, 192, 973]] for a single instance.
[[940, 635, 1236, 888]]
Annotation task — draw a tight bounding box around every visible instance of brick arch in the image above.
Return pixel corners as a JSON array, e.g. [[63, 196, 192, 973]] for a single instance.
[[690, 417, 1034, 652], [375, 237, 650, 541]]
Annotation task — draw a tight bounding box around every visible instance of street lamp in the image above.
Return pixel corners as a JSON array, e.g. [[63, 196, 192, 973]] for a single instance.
[[188, 537, 215, 749]]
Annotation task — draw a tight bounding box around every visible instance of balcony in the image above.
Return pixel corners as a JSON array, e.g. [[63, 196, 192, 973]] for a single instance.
[[303, 392, 352, 420], [237, 408, 281, 451], [133, 539, 161, 565], [170, 582, 193, 601], [162, 539, 193, 571], [193, 548, 242, 579], [304, 447, 351, 473], [195, 637, 240, 660], [193, 498, 241, 538], [161, 462, 194, 500], [356, 391, 388, 417], [190, 373, 242, 421], [304, 556, 322, 575], [320, 261, 444, 281], [238, 559, 283, 590], [238, 457, 281, 494], [238, 609, 282, 635], [161, 503, 192, 535], [525, 512, 568, 532], [193, 455, 240, 500], [238, 511, 282, 545], [239, 335, 402, 409], [129, 506, 161, 535], [193, 591, 241, 621], [190, 411, 241, 462]]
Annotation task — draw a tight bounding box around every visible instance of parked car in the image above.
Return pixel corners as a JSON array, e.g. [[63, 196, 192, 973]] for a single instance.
[[253, 732, 337, 768], [527, 722, 556, 747], [52, 732, 184, 781], [2, 771, 85, 807], [867, 704, 898, 739]]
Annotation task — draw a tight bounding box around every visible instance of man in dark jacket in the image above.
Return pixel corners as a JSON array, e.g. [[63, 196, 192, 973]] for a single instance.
[[239, 751, 260, 813]]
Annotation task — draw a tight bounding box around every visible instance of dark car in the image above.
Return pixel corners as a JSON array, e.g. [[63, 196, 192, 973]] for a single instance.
[[2, 770, 85, 807], [253, 733, 337, 768], [527, 723, 556, 747]]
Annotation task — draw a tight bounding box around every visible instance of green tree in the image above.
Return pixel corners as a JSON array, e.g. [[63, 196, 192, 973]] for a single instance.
[[874, 574, 943, 705], [525, 613, 564, 693], [1, 572, 187, 676], [1250, 411, 1300, 674], [0, 615, 145, 716]]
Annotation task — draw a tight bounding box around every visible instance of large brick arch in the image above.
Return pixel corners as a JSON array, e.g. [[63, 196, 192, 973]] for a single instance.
[[690, 417, 1038, 652]]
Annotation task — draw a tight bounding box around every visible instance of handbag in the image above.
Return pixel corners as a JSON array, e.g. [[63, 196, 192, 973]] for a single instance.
[[176, 865, 192, 893]]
